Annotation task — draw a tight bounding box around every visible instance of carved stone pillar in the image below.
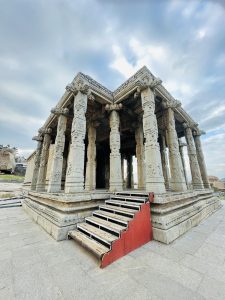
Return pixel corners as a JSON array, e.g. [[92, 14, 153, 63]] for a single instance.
[[121, 156, 125, 188], [160, 134, 170, 190], [178, 139, 188, 187], [135, 123, 145, 189], [106, 104, 123, 192], [126, 155, 134, 189], [184, 124, 204, 189], [31, 134, 43, 190], [47, 108, 68, 193], [36, 127, 52, 192], [64, 82, 89, 193], [140, 79, 165, 193], [85, 122, 97, 191], [164, 101, 187, 192], [193, 129, 210, 189]]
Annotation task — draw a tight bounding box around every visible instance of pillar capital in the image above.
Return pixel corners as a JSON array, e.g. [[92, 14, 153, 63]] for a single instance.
[[193, 128, 205, 137], [136, 77, 162, 94], [105, 103, 123, 111], [162, 99, 181, 110], [51, 107, 69, 116], [32, 135, 43, 142], [66, 79, 90, 95], [183, 122, 198, 130], [38, 127, 52, 135]]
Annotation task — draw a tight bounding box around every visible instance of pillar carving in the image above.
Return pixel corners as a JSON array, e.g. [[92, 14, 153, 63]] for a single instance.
[[160, 134, 170, 190], [65, 81, 89, 193], [193, 129, 210, 189], [140, 79, 165, 193], [31, 134, 43, 190], [163, 100, 187, 192], [47, 107, 69, 193], [107, 104, 123, 192], [178, 139, 188, 187], [85, 122, 98, 191], [184, 124, 204, 189], [36, 127, 52, 192], [135, 123, 145, 189]]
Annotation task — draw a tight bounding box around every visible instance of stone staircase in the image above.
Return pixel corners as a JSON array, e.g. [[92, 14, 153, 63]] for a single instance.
[[68, 192, 153, 268]]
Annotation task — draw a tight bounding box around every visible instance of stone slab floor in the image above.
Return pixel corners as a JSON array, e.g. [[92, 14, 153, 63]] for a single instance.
[[0, 203, 225, 300]]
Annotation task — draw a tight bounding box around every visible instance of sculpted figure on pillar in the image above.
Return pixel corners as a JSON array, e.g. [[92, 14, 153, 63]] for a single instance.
[[178, 139, 188, 186], [162, 99, 187, 192], [47, 107, 69, 193], [160, 134, 170, 190], [183, 123, 204, 190], [107, 104, 123, 192], [85, 121, 99, 191], [36, 127, 52, 192], [193, 128, 211, 189], [135, 120, 145, 189], [65, 79, 89, 193], [140, 77, 166, 193], [31, 134, 43, 190]]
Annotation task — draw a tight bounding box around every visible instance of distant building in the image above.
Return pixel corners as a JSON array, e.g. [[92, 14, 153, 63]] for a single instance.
[[0, 145, 16, 173], [208, 176, 225, 191]]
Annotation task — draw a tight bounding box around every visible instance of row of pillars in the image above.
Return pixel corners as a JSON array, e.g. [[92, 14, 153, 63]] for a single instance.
[[31, 81, 210, 194]]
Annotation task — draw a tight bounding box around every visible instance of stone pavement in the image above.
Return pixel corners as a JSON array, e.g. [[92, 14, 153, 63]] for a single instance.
[[0, 202, 225, 300]]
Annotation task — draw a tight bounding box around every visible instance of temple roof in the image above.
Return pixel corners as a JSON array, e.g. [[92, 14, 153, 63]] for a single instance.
[[41, 66, 198, 133]]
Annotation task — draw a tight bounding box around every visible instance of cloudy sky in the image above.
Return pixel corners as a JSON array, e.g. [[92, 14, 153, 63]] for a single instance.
[[0, 0, 225, 179]]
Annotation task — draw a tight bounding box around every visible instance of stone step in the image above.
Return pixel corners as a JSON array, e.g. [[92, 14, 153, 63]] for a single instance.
[[86, 216, 126, 236], [93, 210, 131, 226], [68, 230, 109, 259], [115, 191, 148, 198], [110, 195, 146, 204], [105, 199, 141, 210], [77, 223, 118, 247], [99, 204, 136, 217]]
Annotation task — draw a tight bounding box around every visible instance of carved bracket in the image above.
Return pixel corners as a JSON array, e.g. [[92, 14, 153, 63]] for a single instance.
[[51, 107, 69, 116], [105, 103, 123, 111], [32, 135, 43, 142], [38, 127, 52, 135], [162, 98, 181, 109]]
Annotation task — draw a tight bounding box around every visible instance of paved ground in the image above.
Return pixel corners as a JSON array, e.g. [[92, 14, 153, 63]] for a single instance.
[[0, 202, 225, 300], [0, 182, 22, 199]]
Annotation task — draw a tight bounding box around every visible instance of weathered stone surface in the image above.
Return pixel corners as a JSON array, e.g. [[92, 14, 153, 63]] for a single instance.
[[184, 125, 204, 190], [166, 107, 187, 192], [141, 87, 165, 193], [65, 90, 88, 193], [109, 109, 123, 192]]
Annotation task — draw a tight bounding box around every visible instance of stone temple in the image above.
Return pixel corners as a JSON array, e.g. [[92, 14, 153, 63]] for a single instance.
[[23, 66, 221, 266]]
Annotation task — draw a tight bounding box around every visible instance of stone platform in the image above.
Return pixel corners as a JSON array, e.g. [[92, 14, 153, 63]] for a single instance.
[[152, 189, 221, 243], [22, 189, 221, 244], [22, 191, 110, 241]]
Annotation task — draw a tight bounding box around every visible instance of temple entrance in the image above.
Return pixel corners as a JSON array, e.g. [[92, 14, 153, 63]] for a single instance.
[[96, 139, 110, 189], [119, 95, 144, 190]]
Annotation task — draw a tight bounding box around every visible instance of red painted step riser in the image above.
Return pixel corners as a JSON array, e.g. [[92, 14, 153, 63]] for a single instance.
[[101, 202, 153, 268]]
